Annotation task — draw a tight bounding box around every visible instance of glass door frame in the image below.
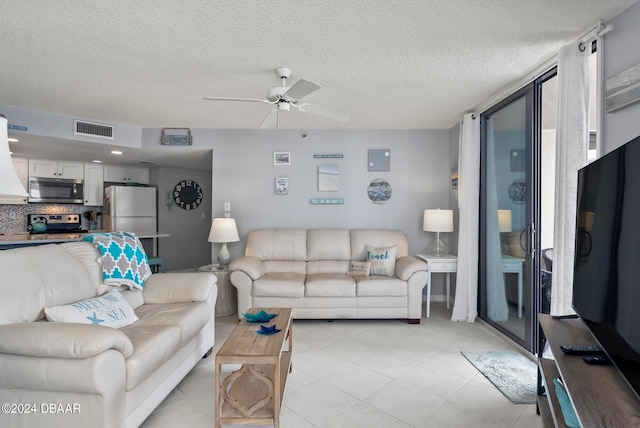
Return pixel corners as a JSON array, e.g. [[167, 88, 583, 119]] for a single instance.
[[479, 85, 535, 350], [479, 67, 558, 353]]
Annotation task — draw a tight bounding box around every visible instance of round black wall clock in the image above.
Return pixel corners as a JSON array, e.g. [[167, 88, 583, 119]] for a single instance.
[[173, 180, 203, 210]]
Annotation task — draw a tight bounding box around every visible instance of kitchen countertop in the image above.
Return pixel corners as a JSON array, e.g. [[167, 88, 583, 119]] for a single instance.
[[0, 231, 169, 246]]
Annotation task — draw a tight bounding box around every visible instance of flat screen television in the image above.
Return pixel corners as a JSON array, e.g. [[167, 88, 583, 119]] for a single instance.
[[573, 134, 640, 399]]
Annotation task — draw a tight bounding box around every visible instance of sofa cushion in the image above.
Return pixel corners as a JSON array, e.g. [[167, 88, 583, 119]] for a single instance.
[[355, 276, 408, 297], [350, 229, 409, 260], [44, 290, 139, 328], [132, 301, 210, 345], [0, 244, 97, 324], [120, 324, 182, 391], [254, 273, 305, 298], [264, 260, 307, 274], [349, 261, 371, 277], [307, 229, 351, 261], [307, 260, 349, 274], [366, 245, 397, 276], [246, 229, 307, 261], [305, 274, 356, 297], [60, 241, 104, 292]]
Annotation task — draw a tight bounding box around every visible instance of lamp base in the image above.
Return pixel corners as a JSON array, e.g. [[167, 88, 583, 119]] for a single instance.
[[217, 243, 231, 269], [427, 232, 449, 257], [427, 240, 449, 257]]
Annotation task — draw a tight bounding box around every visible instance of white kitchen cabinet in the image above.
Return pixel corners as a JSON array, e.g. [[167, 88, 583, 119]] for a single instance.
[[29, 159, 84, 180], [104, 165, 149, 184], [84, 163, 104, 206], [0, 157, 29, 205]]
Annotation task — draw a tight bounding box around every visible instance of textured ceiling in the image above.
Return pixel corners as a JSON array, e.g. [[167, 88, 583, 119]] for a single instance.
[[0, 0, 636, 133]]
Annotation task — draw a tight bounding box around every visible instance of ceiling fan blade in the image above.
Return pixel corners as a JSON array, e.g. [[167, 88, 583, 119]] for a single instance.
[[203, 96, 272, 104], [284, 79, 321, 101], [298, 103, 351, 122], [260, 109, 278, 129]]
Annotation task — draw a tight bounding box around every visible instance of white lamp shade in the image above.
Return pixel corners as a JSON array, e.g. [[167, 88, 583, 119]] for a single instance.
[[0, 117, 28, 197], [208, 218, 240, 243], [423, 209, 454, 232], [498, 210, 513, 232]]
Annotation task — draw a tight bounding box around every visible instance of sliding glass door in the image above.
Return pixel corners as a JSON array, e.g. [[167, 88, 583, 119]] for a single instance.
[[480, 88, 533, 347], [480, 69, 558, 351]]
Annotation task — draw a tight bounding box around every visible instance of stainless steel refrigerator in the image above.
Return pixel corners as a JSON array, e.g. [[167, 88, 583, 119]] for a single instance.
[[103, 186, 157, 235]]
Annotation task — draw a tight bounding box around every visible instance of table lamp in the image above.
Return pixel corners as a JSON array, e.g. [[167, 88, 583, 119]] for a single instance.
[[0, 116, 28, 197], [498, 209, 513, 254], [208, 218, 240, 268], [423, 209, 454, 257]]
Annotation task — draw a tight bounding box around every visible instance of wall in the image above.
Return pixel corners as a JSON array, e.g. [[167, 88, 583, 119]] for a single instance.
[[150, 166, 212, 271], [603, 0, 640, 154], [181, 129, 452, 262]]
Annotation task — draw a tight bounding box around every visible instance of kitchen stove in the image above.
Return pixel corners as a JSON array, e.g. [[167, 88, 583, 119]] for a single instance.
[[27, 214, 88, 234]]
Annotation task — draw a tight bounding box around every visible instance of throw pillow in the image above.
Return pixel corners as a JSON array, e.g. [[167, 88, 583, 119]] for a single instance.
[[82, 232, 151, 290], [349, 260, 371, 277], [365, 245, 397, 276], [44, 290, 139, 329]]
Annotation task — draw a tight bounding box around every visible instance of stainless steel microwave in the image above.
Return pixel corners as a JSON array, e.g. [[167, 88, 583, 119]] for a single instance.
[[28, 177, 84, 204]]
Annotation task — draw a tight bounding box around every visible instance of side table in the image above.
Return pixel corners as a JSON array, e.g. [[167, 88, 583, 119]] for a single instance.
[[198, 264, 237, 317], [415, 254, 457, 317]]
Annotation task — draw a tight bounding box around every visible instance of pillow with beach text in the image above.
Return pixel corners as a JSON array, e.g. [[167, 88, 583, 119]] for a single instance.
[[44, 290, 138, 329], [365, 245, 397, 277]]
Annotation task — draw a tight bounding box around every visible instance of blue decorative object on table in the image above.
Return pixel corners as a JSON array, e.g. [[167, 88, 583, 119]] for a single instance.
[[242, 309, 277, 323], [256, 324, 282, 335]]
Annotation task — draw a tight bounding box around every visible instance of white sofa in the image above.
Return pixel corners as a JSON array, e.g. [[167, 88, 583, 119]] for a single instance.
[[230, 229, 429, 323], [0, 241, 217, 428]]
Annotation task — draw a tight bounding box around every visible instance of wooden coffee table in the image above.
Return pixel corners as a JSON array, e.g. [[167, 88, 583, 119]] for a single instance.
[[214, 308, 293, 428]]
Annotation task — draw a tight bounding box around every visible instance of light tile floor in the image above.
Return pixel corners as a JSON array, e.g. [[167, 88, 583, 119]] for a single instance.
[[140, 304, 543, 428]]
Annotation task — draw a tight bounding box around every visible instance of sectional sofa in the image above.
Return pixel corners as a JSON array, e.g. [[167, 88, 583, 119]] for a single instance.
[[0, 241, 217, 428], [230, 228, 429, 323]]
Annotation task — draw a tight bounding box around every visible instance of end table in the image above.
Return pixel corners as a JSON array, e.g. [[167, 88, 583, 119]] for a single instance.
[[198, 264, 237, 317], [415, 254, 458, 317]]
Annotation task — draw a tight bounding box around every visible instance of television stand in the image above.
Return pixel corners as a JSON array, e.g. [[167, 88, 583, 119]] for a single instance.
[[537, 314, 640, 427]]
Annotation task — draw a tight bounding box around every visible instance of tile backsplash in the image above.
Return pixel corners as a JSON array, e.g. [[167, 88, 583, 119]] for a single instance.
[[0, 204, 102, 232]]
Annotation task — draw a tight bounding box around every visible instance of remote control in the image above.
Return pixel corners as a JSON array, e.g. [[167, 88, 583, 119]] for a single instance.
[[560, 345, 603, 355], [583, 354, 612, 365]]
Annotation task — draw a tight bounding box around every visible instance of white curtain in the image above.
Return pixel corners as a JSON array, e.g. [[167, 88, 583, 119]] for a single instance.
[[452, 113, 480, 323], [550, 42, 592, 315]]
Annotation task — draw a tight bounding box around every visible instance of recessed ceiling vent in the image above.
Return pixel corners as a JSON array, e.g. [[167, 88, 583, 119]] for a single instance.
[[74, 120, 114, 139]]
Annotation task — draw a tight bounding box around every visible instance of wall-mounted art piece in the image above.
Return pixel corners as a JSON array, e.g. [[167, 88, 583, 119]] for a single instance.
[[314, 154, 343, 159], [367, 178, 392, 204], [368, 149, 390, 172], [318, 164, 340, 192], [275, 177, 288, 195], [310, 198, 344, 205], [510, 149, 525, 172], [274, 152, 291, 165], [606, 62, 640, 112]]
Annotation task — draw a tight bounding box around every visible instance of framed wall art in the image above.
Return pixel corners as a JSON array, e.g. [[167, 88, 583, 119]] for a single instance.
[[368, 149, 391, 172], [274, 152, 291, 165], [318, 164, 340, 191], [275, 177, 289, 195]]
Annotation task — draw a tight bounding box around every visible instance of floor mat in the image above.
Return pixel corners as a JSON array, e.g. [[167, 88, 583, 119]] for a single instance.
[[461, 350, 537, 404]]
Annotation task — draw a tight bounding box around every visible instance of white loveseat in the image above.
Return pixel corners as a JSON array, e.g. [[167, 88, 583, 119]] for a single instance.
[[0, 241, 217, 428], [230, 229, 429, 323]]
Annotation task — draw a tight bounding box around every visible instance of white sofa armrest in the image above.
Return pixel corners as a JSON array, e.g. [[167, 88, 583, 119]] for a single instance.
[[143, 272, 215, 304], [0, 323, 133, 359], [395, 256, 428, 281], [230, 256, 266, 280]]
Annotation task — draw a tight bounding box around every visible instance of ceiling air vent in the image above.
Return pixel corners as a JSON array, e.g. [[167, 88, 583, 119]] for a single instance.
[[74, 120, 114, 139]]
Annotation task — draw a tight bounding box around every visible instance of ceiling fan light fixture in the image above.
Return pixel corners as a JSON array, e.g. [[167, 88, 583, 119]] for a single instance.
[[277, 102, 291, 111]]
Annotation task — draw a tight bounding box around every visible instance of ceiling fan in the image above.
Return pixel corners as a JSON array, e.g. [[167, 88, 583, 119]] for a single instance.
[[204, 67, 351, 128]]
